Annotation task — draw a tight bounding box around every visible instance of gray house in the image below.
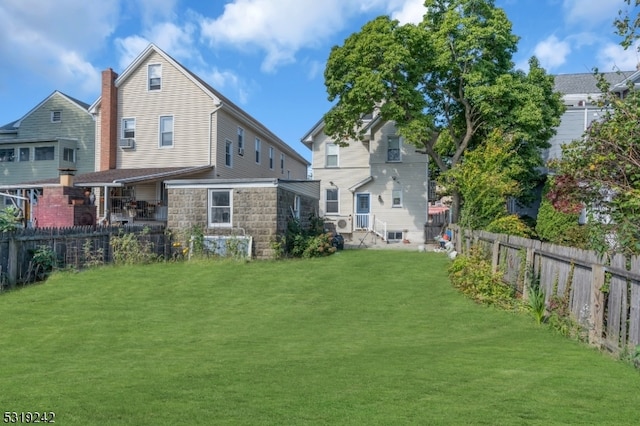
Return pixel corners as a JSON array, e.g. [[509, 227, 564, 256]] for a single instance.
[[165, 178, 320, 259], [0, 91, 95, 186]]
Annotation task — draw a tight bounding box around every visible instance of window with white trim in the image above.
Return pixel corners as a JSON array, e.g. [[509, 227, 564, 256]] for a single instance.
[[19, 148, 29, 162], [387, 136, 401, 162], [51, 111, 61, 123], [34, 146, 54, 161], [326, 188, 339, 214], [392, 189, 402, 207], [0, 148, 14, 162], [280, 153, 285, 174], [326, 143, 338, 167], [148, 64, 162, 91], [269, 146, 274, 169], [209, 190, 232, 226], [225, 139, 233, 167], [63, 147, 75, 162], [159, 116, 174, 147], [122, 118, 135, 139], [293, 195, 301, 219], [237, 127, 244, 155], [255, 138, 261, 164], [387, 231, 403, 241]]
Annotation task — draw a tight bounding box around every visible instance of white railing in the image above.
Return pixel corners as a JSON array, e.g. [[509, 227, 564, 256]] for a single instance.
[[374, 217, 387, 241], [355, 213, 370, 230]]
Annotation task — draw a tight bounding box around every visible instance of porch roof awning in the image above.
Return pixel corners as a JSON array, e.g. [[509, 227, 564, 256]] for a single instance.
[[0, 165, 214, 190], [349, 176, 373, 192]]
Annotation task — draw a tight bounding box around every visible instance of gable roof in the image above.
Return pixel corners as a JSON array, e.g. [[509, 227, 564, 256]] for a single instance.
[[1, 91, 91, 131], [89, 43, 309, 166]]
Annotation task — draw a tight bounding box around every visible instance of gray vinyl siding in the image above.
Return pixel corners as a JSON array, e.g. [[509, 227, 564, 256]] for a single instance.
[[0, 93, 94, 185], [543, 107, 600, 164]]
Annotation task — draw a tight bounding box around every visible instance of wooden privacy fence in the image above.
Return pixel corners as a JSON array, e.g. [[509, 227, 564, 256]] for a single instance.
[[0, 225, 170, 289], [450, 225, 640, 355]]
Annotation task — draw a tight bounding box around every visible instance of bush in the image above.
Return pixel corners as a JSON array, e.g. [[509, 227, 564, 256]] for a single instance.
[[448, 246, 515, 308], [110, 228, 161, 265], [275, 215, 337, 259], [485, 214, 532, 237]]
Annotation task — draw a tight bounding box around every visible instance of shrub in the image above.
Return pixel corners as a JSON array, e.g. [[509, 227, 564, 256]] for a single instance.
[[277, 215, 337, 259], [485, 214, 532, 237], [536, 178, 589, 248], [110, 228, 161, 265], [448, 246, 515, 308]]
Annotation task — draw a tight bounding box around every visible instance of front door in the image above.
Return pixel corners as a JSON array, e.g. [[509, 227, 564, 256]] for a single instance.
[[355, 193, 370, 230]]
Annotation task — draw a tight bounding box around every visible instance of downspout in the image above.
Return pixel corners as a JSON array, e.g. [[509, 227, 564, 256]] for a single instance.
[[209, 102, 224, 166]]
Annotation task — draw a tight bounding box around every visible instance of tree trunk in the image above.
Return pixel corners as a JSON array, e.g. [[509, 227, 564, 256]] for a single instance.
[[450, 190, 461, 223]]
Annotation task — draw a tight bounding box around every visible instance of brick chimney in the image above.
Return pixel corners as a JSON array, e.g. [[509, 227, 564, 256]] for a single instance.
[[100, 68, 118, 171]]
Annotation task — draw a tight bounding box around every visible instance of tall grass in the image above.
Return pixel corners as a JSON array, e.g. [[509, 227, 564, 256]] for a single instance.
[[1, 251, 639, 425]]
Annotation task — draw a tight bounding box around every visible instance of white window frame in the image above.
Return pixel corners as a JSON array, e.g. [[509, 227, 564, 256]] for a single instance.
[[148, 64, 162, 91], [225, 139, 233, 167], [387, 136, 401, 162], [122, 118, 136, 139], [159, 115, 174, 148], [255, 138, 261, 164], [208, 189, 232, 227], [326, 188, 339, 214], [392, 189, 402, 207], [237, 127, 244, 155], [293, 195, 301, 219], [280, 153, 285, 174], [51, 110, 61, 123], [62, 147, 75, 163], [19, 147, 30, 162], [326, 143, 338, 167], [269, 146, 274, 169]]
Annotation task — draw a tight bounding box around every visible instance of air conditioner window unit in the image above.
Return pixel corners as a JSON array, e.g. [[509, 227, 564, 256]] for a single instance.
[[119, 139, 135, 149], [238, 147, 244, 156]]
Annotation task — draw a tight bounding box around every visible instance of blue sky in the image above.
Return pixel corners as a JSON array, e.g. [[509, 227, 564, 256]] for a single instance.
[[0, 0, 637, 164]]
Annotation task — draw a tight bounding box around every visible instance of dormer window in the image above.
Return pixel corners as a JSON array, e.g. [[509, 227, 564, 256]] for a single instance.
[[51, 111, 61, 122], [148, 64, 162, 91]]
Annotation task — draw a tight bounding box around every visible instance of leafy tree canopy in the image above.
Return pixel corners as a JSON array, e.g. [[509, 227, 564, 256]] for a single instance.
[[323, 0, 564, 220], [615, 0, 640, 49]]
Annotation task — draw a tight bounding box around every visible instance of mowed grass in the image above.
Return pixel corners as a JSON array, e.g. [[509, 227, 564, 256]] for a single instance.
[[1, 250, 640, 425]]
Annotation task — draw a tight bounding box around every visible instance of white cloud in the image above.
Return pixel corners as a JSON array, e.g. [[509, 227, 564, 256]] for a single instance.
[[115, 36, 151, 71], [199, 0, 426, 72], [390, 0, 426, 25], [198, 68, 252, 104], [534, 35, 572, 70], [597, 41, 640, 72], [563, 0, 624, 28]]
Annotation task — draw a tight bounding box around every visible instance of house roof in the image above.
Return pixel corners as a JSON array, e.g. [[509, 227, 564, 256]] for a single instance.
[[89, 43, 309, 166], [0, 165, 213, 190], [553, 71, 633, 95], [0, 91, 91, 131]]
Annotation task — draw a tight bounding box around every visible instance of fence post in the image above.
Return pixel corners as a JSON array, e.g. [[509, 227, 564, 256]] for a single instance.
[[589, 264, 605, 347], [521, 247, 535, 303], [8, 237, 18, 288], [491, 240, 500, 273]]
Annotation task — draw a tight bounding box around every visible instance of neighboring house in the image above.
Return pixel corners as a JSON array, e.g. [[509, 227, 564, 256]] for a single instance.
[[0, 90, 95, 210], [1, 43, 309, 228], [302, 115, 431, 244], [509, 70, 634, 219], [165, 178, 320, 259]]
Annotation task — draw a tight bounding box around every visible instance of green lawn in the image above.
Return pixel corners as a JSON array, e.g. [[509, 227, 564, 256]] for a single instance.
[[1, 250, 639, 425]]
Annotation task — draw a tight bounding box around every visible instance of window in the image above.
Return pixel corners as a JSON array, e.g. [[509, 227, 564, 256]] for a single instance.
[[326, 188, 339, 214], [392, 189, 402, 207], [122, 118, 135, 139], [237, 127, 244, 155], [293, 195, 301, 219], [19, 148, 29, 162], [387, 231, 403, 241], [35, 146, 54, 161], [160, 116, 173, 147], [387, 136, 401, 162], [255, 138, 261, 164], [63, 147, 75, 162], [280, 153, 285, 174], [326, 143, 338, 167], [225, 139, 233, 167], [148, 64, 162, 91], [269, 146, 274, 169], [51, 111, 61, 123], [0, 148, 14, 162], [209, 190, 232, 226]]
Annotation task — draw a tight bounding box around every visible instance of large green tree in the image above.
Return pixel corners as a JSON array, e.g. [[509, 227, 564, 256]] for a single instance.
[[323, 0, 564, 222], [615, 0, 640, 49]]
